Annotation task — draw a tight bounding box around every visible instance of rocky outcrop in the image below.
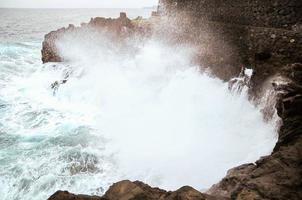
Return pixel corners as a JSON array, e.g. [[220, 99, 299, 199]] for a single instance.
[[41, 12, 154, 63], [154, 13, 302, 96], [208, 63, 302, 200], [48, 191, 103, 200], [48, 180, 228, 200], [157, 1, 302, 199]]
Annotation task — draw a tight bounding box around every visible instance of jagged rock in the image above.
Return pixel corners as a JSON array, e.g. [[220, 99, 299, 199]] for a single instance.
[[48, 180, 228, 200], [41, 13, 152, 63], [208, 64, 302, 200]]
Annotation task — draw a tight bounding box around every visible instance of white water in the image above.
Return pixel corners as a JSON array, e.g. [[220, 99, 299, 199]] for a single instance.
[[0, 9, 277, 200]]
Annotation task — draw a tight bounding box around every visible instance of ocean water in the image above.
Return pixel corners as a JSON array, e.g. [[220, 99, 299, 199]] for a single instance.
[[0, 8, 277, 200]]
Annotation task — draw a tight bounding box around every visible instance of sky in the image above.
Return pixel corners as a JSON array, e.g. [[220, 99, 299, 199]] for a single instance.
[[0, 0, 158, 8]]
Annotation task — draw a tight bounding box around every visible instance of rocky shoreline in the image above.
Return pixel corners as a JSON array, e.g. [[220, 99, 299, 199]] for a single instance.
[[44, 1, 302, 199], [48, 180, 228, 200], [41, 12, 154, 63]]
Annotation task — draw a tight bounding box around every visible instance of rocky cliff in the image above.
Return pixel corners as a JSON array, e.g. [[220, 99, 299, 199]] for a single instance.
[[45, 1, 302, 200], [158, 0, 301, 95], [160, 0, 302, 29], [158, 1, 302, 199], [41, 12, 153, 63]]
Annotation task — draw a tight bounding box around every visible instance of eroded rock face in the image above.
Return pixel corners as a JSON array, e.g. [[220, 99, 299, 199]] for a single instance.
[[41, 13, 153, 63], [160, 0, 302, 29], [208, 64, 302, 200], [160, 1, 302, 199], [48, 180, 228, 200]]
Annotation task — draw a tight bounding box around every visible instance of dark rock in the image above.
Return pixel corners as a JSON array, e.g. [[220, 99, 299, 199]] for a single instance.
[[160, 0, 302, 29], [41, 13, 152, 63], [254, 52, 272, 62], [159, 1, 302, 200], [208, 63, 302, 200], [120, 12, 127, 19]]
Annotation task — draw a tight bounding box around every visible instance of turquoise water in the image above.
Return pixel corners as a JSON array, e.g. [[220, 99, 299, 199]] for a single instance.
[[0, 8, 153, 200]]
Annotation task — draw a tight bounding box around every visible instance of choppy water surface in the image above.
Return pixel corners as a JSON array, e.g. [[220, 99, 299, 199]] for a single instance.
[[0, 8, 277, 200]]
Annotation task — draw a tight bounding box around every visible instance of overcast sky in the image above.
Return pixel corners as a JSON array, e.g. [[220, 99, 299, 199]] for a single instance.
[[0, 0, 158, 8]]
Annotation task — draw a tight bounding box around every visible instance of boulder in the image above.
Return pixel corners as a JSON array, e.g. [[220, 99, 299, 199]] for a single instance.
[[48, 191, 104, 200]]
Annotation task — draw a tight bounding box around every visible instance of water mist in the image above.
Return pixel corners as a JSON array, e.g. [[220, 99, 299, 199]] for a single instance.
[[54, 30, 278, 189], [0, 28, 278, 200]]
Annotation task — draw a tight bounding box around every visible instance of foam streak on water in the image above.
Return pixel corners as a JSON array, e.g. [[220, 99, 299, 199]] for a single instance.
[[0, 9, 277, 200]]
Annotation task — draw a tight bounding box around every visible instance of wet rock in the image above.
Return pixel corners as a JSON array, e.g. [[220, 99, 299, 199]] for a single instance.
[[208, 63, 302, 200], [159, 1, 302, 200], [228, 67, 253, 93], [48, 191, 104, 200], [51, 80, 67, 96], [41, 13, 152, 63], [48, 180, 228, 200]]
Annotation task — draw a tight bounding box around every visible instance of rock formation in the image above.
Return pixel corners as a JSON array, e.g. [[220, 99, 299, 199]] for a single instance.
[[159, 0, 302, 96], [158, 1, 302, 199], [160, 0, 302, 29], [44, 1, 302, 199], [48, 180, 228, 200], [208, 63, 302, 200], [41, 12, 153, 63]]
